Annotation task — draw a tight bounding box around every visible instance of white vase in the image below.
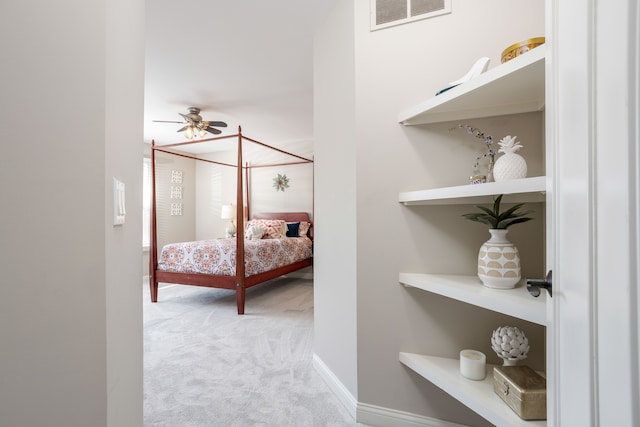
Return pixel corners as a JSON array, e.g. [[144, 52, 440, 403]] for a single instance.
[[477, 229, 521, 289]]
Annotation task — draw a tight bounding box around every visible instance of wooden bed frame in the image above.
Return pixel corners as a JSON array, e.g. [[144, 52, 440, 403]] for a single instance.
[[149, 127, 313, 314]]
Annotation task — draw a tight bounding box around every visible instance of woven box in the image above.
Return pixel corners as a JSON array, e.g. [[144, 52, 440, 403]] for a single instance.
[[493, 365, 547, 420]]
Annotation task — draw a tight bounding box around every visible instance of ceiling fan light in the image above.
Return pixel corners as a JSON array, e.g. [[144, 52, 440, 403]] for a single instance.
[[198, 128, 206, 137], [184, 126, 194, 139]]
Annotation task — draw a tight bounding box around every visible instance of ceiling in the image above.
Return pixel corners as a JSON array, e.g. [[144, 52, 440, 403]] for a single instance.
[[144, 0, 335, 153]]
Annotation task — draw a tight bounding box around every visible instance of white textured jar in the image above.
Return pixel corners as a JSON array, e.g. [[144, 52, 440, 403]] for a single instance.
[[477, 229, 521, 289], [493, 151, 528, 181]]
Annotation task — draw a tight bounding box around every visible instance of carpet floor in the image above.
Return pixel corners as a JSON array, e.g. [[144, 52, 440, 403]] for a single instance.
[[144, 277, 367, 427]]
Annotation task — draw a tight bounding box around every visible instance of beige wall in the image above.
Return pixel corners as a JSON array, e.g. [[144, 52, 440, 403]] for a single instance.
[[249, 162, 314, 218], [314, 0, 359, 400], [315, 1, 545, 424], [105, 1, 145, 424], [195, 144, 315, 241], [143, 145, 196, 278], [153, 151, 197, 249], [0, 1, 144, 426]]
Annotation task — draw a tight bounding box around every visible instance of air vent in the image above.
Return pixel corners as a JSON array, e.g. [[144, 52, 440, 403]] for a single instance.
[[371, 0, 451, 30]]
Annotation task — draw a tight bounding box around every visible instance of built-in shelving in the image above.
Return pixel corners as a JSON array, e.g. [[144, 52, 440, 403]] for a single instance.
[[399, 353, 547, 427], [398, 45, 545, 126], [397, 41, 549, 425], [399, 176, 546, 205], [399, 273, 547, 325]]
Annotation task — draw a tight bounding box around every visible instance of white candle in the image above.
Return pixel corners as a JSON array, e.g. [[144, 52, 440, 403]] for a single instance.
[[460, 349, 486, 380]]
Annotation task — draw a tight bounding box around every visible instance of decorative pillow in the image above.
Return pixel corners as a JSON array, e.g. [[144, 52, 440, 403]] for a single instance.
[[245, 224, 265, 240], [286, 222, 300, 237], [246, 219, 287, 239], [298, 221, 311, 237]]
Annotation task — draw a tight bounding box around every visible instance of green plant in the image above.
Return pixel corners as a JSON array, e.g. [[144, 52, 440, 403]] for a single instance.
[[462, 194, 534, 229]]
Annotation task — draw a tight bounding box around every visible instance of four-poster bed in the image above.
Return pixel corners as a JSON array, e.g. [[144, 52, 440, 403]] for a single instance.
[[149, 127, 314, 314]]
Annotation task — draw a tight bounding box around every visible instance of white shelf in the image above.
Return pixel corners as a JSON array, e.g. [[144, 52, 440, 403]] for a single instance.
[[399, 176, 546, 205], [399, 45, 545, 125], [399, 353, 547, 427], [399, 273, 547, 325]]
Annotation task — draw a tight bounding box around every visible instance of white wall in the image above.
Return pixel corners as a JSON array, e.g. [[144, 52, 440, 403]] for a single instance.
[[0, 1, 144, 426], [550, 0, 640, 425], [315, 1, 545, 425]]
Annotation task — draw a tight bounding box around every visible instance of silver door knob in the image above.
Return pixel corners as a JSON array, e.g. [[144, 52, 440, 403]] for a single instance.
[[526, 270, 552, 297]]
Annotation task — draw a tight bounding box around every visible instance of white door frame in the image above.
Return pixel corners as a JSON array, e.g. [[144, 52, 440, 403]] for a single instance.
[[550, 0, 640, 425]]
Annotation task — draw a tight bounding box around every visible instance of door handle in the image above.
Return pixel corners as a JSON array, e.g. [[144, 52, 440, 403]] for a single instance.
[[526, 270, 552, 298]]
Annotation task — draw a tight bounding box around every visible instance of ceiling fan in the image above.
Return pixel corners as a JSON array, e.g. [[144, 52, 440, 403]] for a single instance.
[[153, 107, 227, 139]]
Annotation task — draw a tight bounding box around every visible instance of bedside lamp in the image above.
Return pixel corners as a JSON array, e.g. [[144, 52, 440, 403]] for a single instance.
[[221, 204, 237, 238]]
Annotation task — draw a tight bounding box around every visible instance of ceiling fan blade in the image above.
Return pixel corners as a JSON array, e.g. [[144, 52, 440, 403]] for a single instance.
[[153, 120, 185, 124], [180, 112, 202, 122], [207, 121, 227, 128], [176, 125, 188, 132], [205, 126, 222, 135]]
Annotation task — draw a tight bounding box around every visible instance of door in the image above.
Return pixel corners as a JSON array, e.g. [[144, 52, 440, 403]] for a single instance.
[[550, 0, 640, 426]]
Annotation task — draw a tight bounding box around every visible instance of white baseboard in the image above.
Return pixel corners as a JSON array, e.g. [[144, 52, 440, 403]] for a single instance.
[[357, 403, 470, 427], [313, 354, 470, 427], [312, 354, 358, 419]]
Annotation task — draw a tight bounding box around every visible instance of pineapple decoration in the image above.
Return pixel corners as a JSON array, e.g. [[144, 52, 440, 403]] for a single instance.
[[492, 135, 528, 182]]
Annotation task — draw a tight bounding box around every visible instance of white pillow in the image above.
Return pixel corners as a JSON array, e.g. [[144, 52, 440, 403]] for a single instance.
[[245, 224, 265, 240]]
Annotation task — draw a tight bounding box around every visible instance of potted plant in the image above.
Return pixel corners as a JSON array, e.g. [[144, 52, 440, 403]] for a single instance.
[[463, 194, 534, 289]]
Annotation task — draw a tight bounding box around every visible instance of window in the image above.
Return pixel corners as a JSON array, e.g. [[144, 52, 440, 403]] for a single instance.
[[142, 157, 151, 248], [371, 0, 451, 31]]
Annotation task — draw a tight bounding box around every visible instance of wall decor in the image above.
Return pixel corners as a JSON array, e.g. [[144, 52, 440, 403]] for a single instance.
[[170, 186, 183, 199], [491, 326, 530, 366], [273, 173, 290, 192], [492, 136, 528, 182], [170, 203, 182, 216], [171, 170, 183, 184], [370, 0, 451, 31]]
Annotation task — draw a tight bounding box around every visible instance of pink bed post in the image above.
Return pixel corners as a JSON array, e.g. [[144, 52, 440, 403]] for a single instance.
[[149, 140, 159, 302], [235, 127, 246, 314]]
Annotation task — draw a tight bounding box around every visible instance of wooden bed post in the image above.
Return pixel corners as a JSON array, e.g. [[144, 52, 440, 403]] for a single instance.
[[245, 162, 250, 221], [149, 140, 159, 302], [235, 127, 246, 314]]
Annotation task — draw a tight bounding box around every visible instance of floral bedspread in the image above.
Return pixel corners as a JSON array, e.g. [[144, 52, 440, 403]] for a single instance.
[[158, 237, 312, 276]]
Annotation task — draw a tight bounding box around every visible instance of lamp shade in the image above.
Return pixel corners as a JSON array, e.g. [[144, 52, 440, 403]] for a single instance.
[[221, 204, 236, 220]]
